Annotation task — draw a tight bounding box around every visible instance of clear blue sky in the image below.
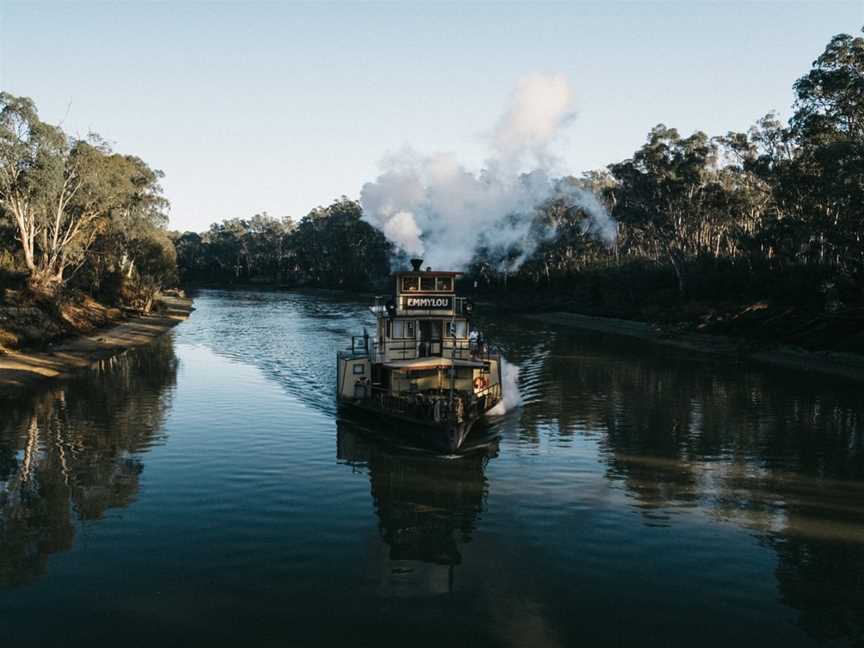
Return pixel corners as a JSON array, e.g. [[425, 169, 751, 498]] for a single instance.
[[1, 1, 861, 232]]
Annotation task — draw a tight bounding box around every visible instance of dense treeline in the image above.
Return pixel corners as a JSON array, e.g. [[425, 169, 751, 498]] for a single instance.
[[176, 30, 863, 319], [0, 93, 176, 311], [479, 30, 864, 313], [172, 199, 392, 290]]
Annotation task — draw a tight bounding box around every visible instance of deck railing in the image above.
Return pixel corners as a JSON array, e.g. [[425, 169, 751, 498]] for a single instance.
[[342, 336, 500, 366], [363, 384, 501, 425]]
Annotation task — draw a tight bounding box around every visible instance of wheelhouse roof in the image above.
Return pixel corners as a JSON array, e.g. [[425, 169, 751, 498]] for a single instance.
[[394, 271, 462, 278], [384, 358, 486, 370]]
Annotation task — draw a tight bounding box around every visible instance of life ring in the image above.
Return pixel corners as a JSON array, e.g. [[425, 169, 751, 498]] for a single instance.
[[473, 375, 488, 391]]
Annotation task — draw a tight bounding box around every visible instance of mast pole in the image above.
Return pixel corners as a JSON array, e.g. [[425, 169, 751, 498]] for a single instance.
[[448, 311, 456, 408]]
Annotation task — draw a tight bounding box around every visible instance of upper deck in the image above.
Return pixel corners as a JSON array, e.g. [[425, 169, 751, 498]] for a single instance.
[[393, 262, 462, 317], [356, 259, 481, 363]]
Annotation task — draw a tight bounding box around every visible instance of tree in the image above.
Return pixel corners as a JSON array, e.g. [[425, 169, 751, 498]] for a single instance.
[[284, 199, 391, 288], [608, 125, 721, 293], [172, 231, 205, 283], [789, 30, 864, 276], [0, 93, 69, 282], [0, 93, 166, 289]]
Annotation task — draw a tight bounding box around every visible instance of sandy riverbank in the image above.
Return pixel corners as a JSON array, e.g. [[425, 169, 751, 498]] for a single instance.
[[528, 311, 864, 382], [0, 295, 193, 398]]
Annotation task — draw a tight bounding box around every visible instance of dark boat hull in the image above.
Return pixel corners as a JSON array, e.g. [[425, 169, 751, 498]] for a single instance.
[[337, 399, 482, 452]]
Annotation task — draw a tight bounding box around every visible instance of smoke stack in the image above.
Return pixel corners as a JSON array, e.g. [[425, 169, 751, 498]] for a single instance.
[[410, 258, 424, 272]]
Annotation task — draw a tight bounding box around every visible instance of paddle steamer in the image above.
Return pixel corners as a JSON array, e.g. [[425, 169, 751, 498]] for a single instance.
[[337, 259, 503, 452]]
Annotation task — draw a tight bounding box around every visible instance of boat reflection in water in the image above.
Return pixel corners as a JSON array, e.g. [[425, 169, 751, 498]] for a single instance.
[[336, 417, 496, 591], [0, 337, 178, 586]]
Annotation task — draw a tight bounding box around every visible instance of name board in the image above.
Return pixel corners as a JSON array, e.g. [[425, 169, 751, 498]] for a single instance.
[[403, 296, 453, 311]]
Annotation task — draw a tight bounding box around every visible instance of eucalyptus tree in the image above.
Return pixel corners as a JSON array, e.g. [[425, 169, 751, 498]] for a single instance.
[[72, 147, 172, 295], [171, 231, 205, 283], [0, 92, 70, 282], [0, 93, 159, 289], [203, 218, 250, 281], [788, 29, 864, 275], [244, 212, 292, 281], [607, 125, 723, 293]]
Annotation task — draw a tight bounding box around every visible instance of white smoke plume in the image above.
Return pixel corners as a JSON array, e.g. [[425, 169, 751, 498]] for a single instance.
[[488, 358, 523, 416], [360, 74, 616, 270], [491, 73, 576, 173]]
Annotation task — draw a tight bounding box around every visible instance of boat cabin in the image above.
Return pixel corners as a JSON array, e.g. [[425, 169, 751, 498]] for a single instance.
[[337, 258, 499, 407], [378, 262, 472, 363]]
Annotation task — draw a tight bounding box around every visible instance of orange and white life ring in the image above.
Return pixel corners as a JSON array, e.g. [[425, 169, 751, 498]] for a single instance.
[[473, 375, 488, 391]]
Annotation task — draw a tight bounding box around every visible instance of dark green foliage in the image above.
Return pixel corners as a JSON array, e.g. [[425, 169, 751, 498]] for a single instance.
[[175, 200, 392, 290]]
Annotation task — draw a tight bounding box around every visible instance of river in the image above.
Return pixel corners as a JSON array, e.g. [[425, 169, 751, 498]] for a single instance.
[[1, 289, 863, 647]]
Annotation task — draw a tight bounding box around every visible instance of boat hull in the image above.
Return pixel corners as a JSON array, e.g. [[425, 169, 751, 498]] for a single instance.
[[337, 399, 483, 452]]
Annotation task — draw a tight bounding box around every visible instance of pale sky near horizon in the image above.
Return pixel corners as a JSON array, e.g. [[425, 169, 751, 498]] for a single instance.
[[1, 1, 862, 232]]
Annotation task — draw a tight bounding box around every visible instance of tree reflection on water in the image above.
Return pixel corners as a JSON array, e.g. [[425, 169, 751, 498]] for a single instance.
[[0, 336, 178, 586], [509, 327, 864, 644], [2, 304, 863, 646]]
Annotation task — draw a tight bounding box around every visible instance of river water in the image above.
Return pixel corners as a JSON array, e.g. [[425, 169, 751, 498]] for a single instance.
[[2, 289, 863, 647]]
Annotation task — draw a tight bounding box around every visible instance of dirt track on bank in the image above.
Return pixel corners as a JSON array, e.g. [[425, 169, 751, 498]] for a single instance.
[[0, 296, 193, 398]]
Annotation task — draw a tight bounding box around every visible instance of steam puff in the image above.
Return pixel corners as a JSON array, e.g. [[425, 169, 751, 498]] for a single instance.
[[383, 211, 424, 257], [489, 358, 523, 416], [492, 73, 576, 171], [360, 74, 616, 270], [561, 185, 618, 245]]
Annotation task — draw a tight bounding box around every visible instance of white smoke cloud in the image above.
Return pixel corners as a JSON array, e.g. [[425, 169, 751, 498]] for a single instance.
[[491, 73, 576, 172], [360, 74, 616, 270], [488, 358, 523, 416], [559, 183, 618, 246]]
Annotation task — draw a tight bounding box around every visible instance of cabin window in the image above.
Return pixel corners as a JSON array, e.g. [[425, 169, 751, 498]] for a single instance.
[[390, 319, 416, 339], [352, 364, 365, 375], [436, 277, 453, 292], [448, 320, 467, 338], [409, 369, 438, 380], [401, 276, 419, 292], [420, 276, 436, 291], [420, 320, 441, 340]]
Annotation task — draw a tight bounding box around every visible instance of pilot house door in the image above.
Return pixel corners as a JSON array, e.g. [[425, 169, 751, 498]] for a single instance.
[[419, 321, 442, 357]]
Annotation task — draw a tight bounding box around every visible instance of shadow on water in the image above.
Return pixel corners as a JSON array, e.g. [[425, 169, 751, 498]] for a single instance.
[[337, 418, 496, 570], [0, 336, 178, 587]]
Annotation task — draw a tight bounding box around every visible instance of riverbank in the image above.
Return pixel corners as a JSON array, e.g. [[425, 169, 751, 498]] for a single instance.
[[528, 311, 864, 382], [0, 295, 194, 398]]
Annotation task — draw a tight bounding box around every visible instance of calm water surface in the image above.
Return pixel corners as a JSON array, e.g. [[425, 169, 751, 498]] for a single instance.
[[2, 289, 863, 647]]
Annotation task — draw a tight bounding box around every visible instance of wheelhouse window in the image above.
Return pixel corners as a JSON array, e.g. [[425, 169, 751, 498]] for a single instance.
[[419, 320, 442, 341], [420, 276, 436, 291], [387, 319, 416, 339], [448, 320, 467, 338], [401, 276, 419, 292], [436, 277, 453, 292]]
